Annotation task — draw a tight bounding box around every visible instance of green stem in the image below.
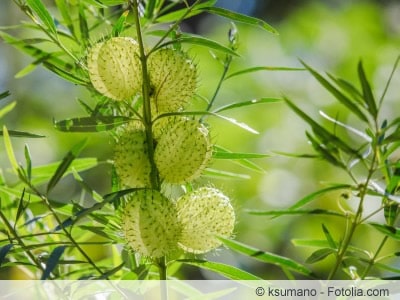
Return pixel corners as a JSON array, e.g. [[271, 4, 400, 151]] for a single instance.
[[361, 236, 388, 278]]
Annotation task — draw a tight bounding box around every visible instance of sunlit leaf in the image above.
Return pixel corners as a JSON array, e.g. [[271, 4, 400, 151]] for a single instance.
[[55, 0, 74, 35], [112, 10, 129, 37], [203, 168, 250, 180], [2, 126, 19, 174], [41, 246, 66, 279], [301, 61, 369, 123], [47, 139, 87, 194], [199, 7, 278, 35], [179, 259, 261, 280], [220, 237, 315, 277], [322, 224, 337, 249], [26, 0, 57, 36], [246, 208, 345, 218], [0, 101, 16, 119], [212, 98, 281, 113], [54, 116, 131, 132], [225, 67, 303, 80]]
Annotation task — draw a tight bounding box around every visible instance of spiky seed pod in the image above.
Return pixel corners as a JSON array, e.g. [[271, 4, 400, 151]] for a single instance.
[[121, 189, 181, 258], [114, 127, 151, 188], [154, 119, 212, 184], [87, 37, 142, 101], [176, 187, 235, 253], [147, 49, 197, 114]]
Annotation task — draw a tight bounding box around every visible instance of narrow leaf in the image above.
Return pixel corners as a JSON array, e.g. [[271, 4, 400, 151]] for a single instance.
[[246, 208, 345, 218], [306, 248, 336, 264], [289, 184, 353, 210], [24, 145, 32, 182], [3, 126, 19, 173], [212, 97, 281, 113], [0, 101, 16, 119], [0, 130, 44, 138], [55, 0, 74, 35], [41, 246, 66, 279], [156, 0, 216, 22], [199, 7, 278, 35], [26, 0, 57, 35], [220, 237, 315, 277], [358, 61, 377, 118], [322, 224, 337, 248], [112, 10, 129, 37], [203, 168, 250, 180], [54, 116, 131, 132], [179, 259, 261, 280], [47, 139, 87, 193], [369, 223, 400, 240], [78, 3, 89, 43], [301, 61, 369, 123], [0, 91, 11, 101], [0, 244, 14, 267], [226, 67, 304, 80], [213, 148, 269, 159]]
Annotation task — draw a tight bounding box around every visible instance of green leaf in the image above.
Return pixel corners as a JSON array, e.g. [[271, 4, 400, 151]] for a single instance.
[[220, 237, 315, 277], [0, 90, 11, 101], [322, 224, 337, 248], [225, 66, 304, 80], [384, 202, 399, 226], [305, 248, 336, 264], [246, 208, 345, 218], [212, 97, 281, 113], [289, 184, 352, 210], [369, 223, 400, 240], [24, 145, 32, 182], [15, 63, 38, 78], [155, 35, 239, 57], [26, 0, 58, 36], [0, 244, 14, 267], [41, 246, 66, 279], [78, 3, 89, 43], [2, 126, 19, 174], [199, 7, 278, 35], [358, 61, 377, 118], [179, 259, 261, 280], [0, 101, 16, 119], [327, 74, 364, 105], [15, 189, 29, 224], [213, 147, 269, 160], [47, 139, 87, 194], [112, 10, 129, 37], [54, 116, 131, 132], [55, 0, 74, 35], [301, 61, 369, 123], [203, 168, 250, 180], [0, 130, 44, 138]]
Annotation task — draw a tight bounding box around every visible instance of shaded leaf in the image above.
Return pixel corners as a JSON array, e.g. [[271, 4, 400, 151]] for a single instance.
[[301, 61, 369, 123], [179, 259, 261, 280], [0, 90, 11, 101], [41, 246, 66, 279], [47, 139, 87, 194], [0, 130, 44, 138], [322, 224, 337, 248], [199, 7, 278, 35], [212, 97, 281, 113], [78, 3, 89, 43], [24, 145, 32, 182], [358, 61, 377, 118], [26, 0, 57, 36], [369, 223, 400, 240], [55, 0, 74, 35], [306, 248, 336, 264], [225, 66, 304, 80], [220, 237, 315, 277], [0, 244, 14, 267], [54, 116, 131, 132]]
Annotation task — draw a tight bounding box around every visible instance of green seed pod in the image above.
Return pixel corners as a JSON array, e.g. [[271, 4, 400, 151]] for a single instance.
[[87, 37, 142, 101], [114, 126, 151, 188], [176, 187, 235, 253], [121, 189, 181, 258], [147, 49, 197, 114], [154, 119, 212, 184]]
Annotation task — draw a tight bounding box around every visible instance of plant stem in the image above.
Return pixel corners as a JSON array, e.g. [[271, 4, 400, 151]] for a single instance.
[[361, 236, 388, 278]]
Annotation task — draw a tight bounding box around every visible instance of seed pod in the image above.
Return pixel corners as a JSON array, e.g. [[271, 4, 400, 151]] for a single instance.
[[147, 49, 197, 114], [87, 37, 142, 101], [154, 119, 212, 184], [114, 127, 151, 188], [176, 187, 235, 253], [122, 189, 181, 258]]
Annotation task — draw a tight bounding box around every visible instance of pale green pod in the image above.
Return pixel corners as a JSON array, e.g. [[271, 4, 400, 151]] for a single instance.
[[121, 189, 181, 258], [87, 37, 142, 101], [114, 127, 151, 188], [176, 187, 235, 253], [154, 119, 212, 184], [147, 49, 197, 114]]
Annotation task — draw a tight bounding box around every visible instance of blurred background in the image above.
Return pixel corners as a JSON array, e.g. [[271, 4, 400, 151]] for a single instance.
[[1, 0, 400, 279]]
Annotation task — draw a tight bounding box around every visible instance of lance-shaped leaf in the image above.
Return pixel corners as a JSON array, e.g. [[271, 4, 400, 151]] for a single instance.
[[47, 139, 87, 194], [212, 97, 281, 113], [0, 244, 14, 267], [199, 7, 278, 35], [41, 246, 66, 280], [369, 223, 400, 240], [112, 10, 129, 37], [225, 66, 304, 80], [0, 101, 16, 119], [220, 237, 315, 277], [0, 90, 11, 101], [358, 61, 378, 118], [306, 248, 336, 264], [246, 208, 345, 218], [179, 259, 261, 280], [26, 0, 58, 36], [301, 61, 369, 123], [54, 116, 131, 132], [0, 130, 44, 138], [156, 0, 217, 22]]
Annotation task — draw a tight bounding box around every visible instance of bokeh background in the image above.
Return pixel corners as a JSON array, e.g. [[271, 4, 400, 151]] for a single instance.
[[1, 0, 400, 279]]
